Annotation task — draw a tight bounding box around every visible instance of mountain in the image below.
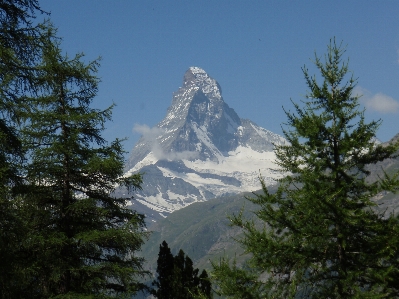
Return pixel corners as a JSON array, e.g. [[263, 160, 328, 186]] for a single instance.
[[124, 67, 286, 218]]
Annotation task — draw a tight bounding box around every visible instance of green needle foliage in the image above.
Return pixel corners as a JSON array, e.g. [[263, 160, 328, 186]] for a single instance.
[[0, 2, 49, 297], [19, 33, 148, 298], [0, 0, 45, 168], [152, 241, 212, 299], [212, 40, 399, 298]]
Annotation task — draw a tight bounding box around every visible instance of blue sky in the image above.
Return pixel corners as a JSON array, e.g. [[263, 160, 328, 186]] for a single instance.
[[39, 0, 399, 153]]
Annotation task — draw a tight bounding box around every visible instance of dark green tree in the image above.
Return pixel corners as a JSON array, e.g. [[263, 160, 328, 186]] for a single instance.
[[0, 0, 45, 169], [19, 33, 148, 298], [152, 241, 212, 299], [152, 241, 176, 299], [212, 40, 399, 298], [0, 2, 49, 297], [198, 269, 212, 299]]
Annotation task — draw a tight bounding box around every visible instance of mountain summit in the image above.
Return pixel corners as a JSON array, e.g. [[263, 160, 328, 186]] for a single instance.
[[125, 67, 286, 217]]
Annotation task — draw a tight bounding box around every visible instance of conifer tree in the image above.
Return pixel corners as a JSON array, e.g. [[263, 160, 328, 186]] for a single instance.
[[198, 270, 212, 299], [152, 241, 176, 299], [152, 241, 212, 299], [0, 0, 45, 166], [212, 40, 399, 298], [0, 2, 49, 297], [19, 33, 148, 298]]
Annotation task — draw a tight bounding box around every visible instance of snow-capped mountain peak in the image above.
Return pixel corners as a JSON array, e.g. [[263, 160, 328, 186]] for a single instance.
[[183, 66, 222, 100], [125, 67, 287, 218]]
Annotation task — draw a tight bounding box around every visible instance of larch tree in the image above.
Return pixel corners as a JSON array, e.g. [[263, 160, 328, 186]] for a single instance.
[[212, 40, 399, 298], [0, 0, 45, 175], [0, 1, 49, 297], [19, 32, 148, 298]]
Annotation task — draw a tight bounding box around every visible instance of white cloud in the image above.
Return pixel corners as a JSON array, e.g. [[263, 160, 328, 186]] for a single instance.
[[354, 86, 399, 114], [166, 150, 199, 161], [133, 124, 165, 159], [132, 124, 164, 140], [132, 124, 199, 161]]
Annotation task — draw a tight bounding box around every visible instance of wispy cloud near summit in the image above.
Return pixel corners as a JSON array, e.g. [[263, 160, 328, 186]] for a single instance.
[[132, 124, 198, 161]]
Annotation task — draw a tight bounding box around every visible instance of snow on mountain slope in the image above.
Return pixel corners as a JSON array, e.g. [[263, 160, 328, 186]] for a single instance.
[[125, 67, 287, 216], [183, 145, 281, 188]]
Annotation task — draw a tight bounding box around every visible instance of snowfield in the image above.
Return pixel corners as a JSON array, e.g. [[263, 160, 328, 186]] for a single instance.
[[126, 145, 283, 213]]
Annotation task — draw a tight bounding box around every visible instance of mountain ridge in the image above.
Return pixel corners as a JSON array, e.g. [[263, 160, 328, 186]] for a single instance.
[[124, 67, 287, 216]]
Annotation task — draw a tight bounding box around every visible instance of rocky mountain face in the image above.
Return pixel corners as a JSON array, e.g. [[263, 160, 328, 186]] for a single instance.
[[124, 67, 287, 219]]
